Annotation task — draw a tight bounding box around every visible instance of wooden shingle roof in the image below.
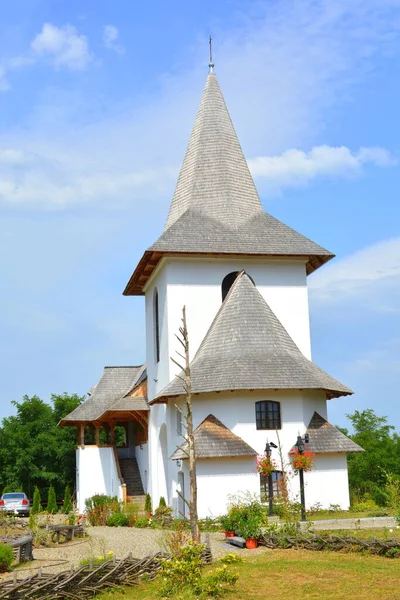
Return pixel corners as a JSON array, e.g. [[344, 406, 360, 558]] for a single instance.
[[151, 272, 352, 403], [301, 412, 364, 454], [123, 73, 333, 295], [59, 365, 148, 425], [170, 414, 257, 460]]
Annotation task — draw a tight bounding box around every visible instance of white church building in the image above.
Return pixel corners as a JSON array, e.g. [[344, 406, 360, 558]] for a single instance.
[[61, 65, 363, 517]]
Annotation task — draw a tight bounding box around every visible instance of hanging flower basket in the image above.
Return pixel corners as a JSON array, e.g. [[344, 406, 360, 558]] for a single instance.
[[290, 449, 316, 472], [256, 454, 278, 477]]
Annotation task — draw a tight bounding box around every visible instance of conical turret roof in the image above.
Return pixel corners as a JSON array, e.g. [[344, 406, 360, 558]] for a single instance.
[[151, 272, 352, 402], [124, 72, 333, 295], [164, 72, 263, 229]]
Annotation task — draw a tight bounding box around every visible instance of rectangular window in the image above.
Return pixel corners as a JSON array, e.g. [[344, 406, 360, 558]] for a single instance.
[[260, 472, 283, 502], [255, 401, 281, 430]]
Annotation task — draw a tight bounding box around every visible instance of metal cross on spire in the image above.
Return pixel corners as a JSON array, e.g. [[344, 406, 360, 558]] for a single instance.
[[208, 34, 214, 73]]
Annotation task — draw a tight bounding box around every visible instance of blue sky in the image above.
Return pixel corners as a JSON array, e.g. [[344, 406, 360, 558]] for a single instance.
[[1, 0, 400, 430]]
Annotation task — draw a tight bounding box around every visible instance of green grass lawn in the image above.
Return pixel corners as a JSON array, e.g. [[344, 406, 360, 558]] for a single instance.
[[97, 549, 400, 600]]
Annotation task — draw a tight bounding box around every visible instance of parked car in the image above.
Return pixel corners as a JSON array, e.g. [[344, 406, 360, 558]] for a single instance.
[[0, 492, 30, 516]]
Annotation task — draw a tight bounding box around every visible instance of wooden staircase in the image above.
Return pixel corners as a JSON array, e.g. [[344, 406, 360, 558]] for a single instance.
[[118, 458, 145, 498]]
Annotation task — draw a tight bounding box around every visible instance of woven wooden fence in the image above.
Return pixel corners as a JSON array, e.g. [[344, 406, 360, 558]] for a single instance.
[[0, 553, 167, 599], [258, 532, 400, 557], [0, 538, 213, 599]]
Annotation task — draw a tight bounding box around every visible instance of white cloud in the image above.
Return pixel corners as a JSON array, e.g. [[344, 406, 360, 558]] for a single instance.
[[103, 25, 124, 54], [0, 1, 399, 207], [31, 23, 92, 71], [248, 146, 397, 193], [309, 237, 400, 311]]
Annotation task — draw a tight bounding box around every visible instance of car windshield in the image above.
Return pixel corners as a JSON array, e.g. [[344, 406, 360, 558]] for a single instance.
[[2, 493, 25, 500]]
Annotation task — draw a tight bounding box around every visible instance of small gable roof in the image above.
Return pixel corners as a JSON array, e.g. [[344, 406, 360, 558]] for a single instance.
[[170, 414, 257, 460], [59, 365, 148, 425], [300, 412, 364, 454], [152, 272, 352, 403]]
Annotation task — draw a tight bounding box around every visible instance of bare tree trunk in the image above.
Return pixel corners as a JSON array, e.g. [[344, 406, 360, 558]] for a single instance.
[[172, 306, 199, 542]]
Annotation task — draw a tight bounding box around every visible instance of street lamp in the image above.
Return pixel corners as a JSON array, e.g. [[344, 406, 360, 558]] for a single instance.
[[264, 440, 278, 517], [294, 433, 310, 522]]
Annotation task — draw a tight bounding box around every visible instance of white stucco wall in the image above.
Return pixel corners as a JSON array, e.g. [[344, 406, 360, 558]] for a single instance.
[[161, 390, 345, 516], [302, 454, 350, 509], [135, 442, 149, 493], [196, 459, 259, 518], [76, 447, 123, 513], [142, 254, 349, 514]]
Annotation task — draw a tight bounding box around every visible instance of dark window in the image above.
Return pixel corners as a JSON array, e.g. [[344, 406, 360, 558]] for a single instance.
[[255, 401, 281, 430], [221, 271, 255, 301], [260, 472, 283, 502], [154, 288, 160, 363]]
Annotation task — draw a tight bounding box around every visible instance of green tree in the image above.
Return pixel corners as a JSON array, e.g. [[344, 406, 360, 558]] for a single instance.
[[0, 393, 84, 499], [62, 484, 73, 514], [47, 485, 58, 514], [344, 409, 400, 505], [32, 486, 42, 514]]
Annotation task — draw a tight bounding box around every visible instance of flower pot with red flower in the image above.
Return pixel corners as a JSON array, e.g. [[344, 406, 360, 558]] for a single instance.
[[290, 449, 316, 473], [220, 514, 236, 537], [256, 454, 278, 477], [239, 517, 261, 550]]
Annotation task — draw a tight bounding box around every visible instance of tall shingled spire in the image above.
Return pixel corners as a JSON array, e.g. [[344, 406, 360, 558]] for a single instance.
[[124, 66, 334, 295], [164, 70, 263, 231]]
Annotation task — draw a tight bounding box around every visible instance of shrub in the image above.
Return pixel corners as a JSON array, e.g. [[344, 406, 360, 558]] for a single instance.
[[217, 553, 244, 565], [62, 485, 73, 514], [159, 541, 239, 598], [31, 486, 42, 515], [238, 515, 261, 540], [85, 495, 120, 526], [46, 485, 58, 514], [0, 544, 13, 572], [153, 505, 173, 527], [159, 541, 204, 596], [144, 493, 152, 515], [134, 516, 150, 528], [158, 496, 167, 508], [351, 499, 379, 513], [106, 512, 129, 527], [194, 564, 239, 597], [220, 514, 236, 533], [158, 521, 190, 555]]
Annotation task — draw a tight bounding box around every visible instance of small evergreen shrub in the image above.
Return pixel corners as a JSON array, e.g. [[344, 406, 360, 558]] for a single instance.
[[144, 493, 152, 515], [31, 486, 42, 514], [158, 496, 167, 508], [46, 485, 57, 514], [62, 485, 73, 514], [0, 544, 13, 572], [106, 512, 129, 527]]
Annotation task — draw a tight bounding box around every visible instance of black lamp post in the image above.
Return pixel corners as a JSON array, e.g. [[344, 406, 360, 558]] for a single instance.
[[264, 440, 277, 517], [294, 433, 309, 522]]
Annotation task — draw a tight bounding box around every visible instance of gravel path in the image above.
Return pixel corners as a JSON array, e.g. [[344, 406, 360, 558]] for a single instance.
[[2, 527, 269, 582]]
